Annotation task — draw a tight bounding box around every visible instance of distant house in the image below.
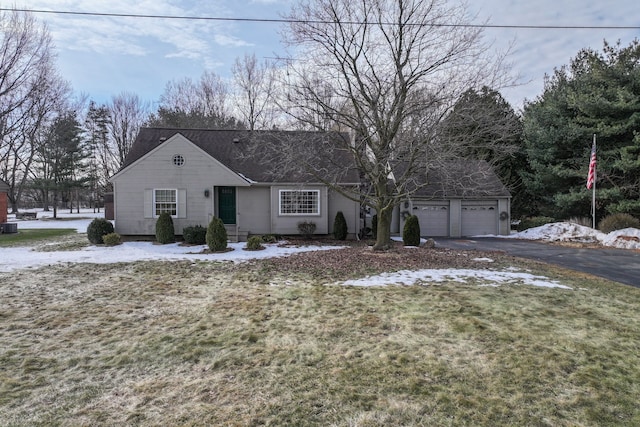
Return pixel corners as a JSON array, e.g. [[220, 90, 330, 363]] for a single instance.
[[109, 128, 362, 241], [0, 178, 8, 224], [395, 160, 511, 237]]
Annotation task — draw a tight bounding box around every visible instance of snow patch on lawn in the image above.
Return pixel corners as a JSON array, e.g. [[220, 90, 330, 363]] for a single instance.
[[340, 268, 572, 289], [5, 210, 634, 288], [0, 241, 344, 273]]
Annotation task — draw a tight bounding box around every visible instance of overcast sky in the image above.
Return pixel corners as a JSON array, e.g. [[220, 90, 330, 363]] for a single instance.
[[9, 0, 640, 111]]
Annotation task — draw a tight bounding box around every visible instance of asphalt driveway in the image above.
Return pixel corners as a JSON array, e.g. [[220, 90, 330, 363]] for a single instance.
[[435, 237, 640, 288]]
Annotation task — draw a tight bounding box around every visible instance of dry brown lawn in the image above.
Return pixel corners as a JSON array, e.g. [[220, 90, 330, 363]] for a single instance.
[[1, 242, 640, 426]]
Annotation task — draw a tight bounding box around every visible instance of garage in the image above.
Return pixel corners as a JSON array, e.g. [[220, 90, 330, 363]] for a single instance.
[[413, 202, 449, 237], [461, 201, 498, 236], [395, 160, 511, 237]]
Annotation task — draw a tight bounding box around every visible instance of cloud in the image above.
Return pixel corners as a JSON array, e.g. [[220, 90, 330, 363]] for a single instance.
[[214, 34, 254, 47], [250, 0, 292, 5], [471, 0, 640, 107], [17, 0, 253, 62], [11, 0, 640, 107]]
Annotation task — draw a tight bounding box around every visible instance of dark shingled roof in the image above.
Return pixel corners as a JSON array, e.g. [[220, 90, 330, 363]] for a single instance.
[[412, 160, 511, 199], [0, 178, 9, 192], [120, 128, 360, 184]]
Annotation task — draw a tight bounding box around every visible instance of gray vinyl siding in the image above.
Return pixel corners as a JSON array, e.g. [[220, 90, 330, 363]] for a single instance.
[[270, 185, 329, 235], [400, 197, 511, 238], [237, 186, 271, 235], [328, 188, 361, 238], [112, 134, 248, 235], [111, 133, 361, 238]]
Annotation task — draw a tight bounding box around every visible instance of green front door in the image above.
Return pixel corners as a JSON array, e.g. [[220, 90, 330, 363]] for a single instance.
[[218, 187, 236, 224]]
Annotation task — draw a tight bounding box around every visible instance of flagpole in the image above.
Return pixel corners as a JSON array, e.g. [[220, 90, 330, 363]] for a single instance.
[[592, 134, 596, 229]]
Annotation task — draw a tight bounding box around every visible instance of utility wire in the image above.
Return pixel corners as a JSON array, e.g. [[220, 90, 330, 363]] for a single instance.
[[2, 7, 640, 30]]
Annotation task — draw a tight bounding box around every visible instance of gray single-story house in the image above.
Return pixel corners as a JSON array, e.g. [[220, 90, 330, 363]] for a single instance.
[[394, 160, 511, 237], [109, 128, 361, 241]]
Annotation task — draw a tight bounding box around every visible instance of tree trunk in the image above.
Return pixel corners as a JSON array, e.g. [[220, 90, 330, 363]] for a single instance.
[[52, 190, 58, 219], [372, 206, 394, 251], [42, 189, 50, 211]]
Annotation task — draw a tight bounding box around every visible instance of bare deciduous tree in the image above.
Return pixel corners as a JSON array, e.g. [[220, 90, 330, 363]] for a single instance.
[[232, 53, 278, 130], [108, 92, 149, 170], [0, 8, 70, 212], [277, 0, 512, 249], [150, 71, 242, 129]]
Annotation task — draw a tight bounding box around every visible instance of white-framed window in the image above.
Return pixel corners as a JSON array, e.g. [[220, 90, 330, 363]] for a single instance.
[[279, 189, 320, 215], [154, 189, 177, 217]]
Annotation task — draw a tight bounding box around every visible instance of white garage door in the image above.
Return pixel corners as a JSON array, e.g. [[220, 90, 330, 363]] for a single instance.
[[461, 201, 498, 236], [413, 203, 449, 237]]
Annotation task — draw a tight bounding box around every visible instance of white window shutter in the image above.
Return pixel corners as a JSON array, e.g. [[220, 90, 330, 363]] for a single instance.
[[144, 189, 153, 218], [178, 189, 187, 218]]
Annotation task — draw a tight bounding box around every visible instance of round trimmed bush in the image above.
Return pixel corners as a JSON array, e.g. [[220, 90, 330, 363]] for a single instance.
[[206, 217, 227, 251], [87, 218, 114, 244], [245, 236, 264, 250], [155, 212, 175, 244], [333, 211, 348, 240], [102, 232, 121, 246], [261, 234, 278, 243], [403, 215, 421, 247], [599, 213, 640, 233], [183, 225, 207, 244], [297, 221, 316, 239]]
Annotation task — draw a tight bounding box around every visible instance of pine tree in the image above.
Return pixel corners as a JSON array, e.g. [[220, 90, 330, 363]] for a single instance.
[[333, 211, 348, 240], [155, 212, 175, 244], [206, 217, 228, 251], [523, 40, 640, 219], [403, 215, 421, 247]]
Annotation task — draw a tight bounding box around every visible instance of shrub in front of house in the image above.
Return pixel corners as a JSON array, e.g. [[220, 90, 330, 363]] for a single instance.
[[403, 214, 421, 247], [516, 216, 555, 232], [155, 212, 175, 244], [183, 225, 207, 245], [206, 216, 228, 251], [599, 213, 640, 233], [261, 234, 279, 243], [297, 221, 316, 239], [87, 218, 114, 244], [245, 236, 264, 251], [333, 211, 348, 240], [102, 232, 121, 246]]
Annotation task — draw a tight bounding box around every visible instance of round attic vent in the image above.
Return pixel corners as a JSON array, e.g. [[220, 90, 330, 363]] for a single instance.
[[173, 154, 185, 167]]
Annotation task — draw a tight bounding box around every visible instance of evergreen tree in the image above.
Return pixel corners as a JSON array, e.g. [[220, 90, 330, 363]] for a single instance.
[[333, 211, 348, 240], [403, 215, 421, 247], [155, 212, 175, 244], [523, 40, 640, 219], [33, 111, 88, 217], [206, 217, 228, 251], [440, 87, 529, 218], [85, 101, 110, 211]]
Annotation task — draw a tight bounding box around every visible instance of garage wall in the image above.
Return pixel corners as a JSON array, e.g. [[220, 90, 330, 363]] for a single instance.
[[406, 198, 511, 238]]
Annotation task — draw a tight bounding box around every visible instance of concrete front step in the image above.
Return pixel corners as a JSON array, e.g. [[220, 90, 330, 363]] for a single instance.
[[224, 225, 248, 242]]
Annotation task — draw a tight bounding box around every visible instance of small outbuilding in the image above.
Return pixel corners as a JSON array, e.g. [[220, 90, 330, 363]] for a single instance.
[[0, 178, 8, 224], [0, 178, 17, 233], [396, 160, 511, 237]]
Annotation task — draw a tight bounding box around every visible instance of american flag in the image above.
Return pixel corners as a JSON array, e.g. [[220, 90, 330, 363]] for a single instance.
[[586, 140, 596, 190]]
